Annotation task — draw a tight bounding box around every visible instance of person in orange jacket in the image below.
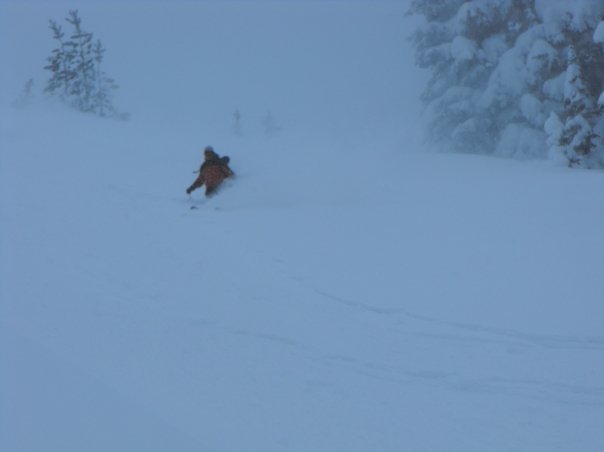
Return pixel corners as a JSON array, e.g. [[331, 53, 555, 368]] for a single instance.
[[186, 146, 234, 196]]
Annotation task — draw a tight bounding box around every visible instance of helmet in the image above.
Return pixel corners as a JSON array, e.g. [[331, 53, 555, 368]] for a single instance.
[[204, 146, 219, 160]]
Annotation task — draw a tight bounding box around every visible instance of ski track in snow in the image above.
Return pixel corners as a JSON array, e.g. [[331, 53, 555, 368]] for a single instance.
[[209, 283, 604, 408], [314, 287, 604, 350]]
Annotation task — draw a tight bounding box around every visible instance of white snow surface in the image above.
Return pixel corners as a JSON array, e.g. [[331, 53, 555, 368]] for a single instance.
[[2, 2, 604, 452], [536, 0, 604, 36], [451, 36, 478, 62], [595, 20, 604, 45]]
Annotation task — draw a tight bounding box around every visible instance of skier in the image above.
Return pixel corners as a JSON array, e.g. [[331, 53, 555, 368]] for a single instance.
[[186, 146, 235, 197]]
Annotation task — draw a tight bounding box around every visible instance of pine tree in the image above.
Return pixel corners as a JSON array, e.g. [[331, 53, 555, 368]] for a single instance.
[[92, 39, 118, 117], [234, 109, 242, 136], [408, 0, 538, 154], [556, 46, 601, 167], [262, 110, 281, 136], [408, 0, 604, 166], [44, 10, 125, 119], [563, 46, 592, 117], [65, 10, 95, 112], [44, 20, 75, 99]]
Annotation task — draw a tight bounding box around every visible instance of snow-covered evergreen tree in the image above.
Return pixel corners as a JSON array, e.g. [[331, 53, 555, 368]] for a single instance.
[[408, 0, 538, 154], [592, 16, 604, 166], [537, 4, 604, 168], [408, 0, 604, 167], [547, 45, 603, 167], [44, 10, 124, 119]]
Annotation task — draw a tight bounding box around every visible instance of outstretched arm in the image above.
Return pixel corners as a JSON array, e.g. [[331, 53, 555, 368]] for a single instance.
[[186, 174, 205, 194]]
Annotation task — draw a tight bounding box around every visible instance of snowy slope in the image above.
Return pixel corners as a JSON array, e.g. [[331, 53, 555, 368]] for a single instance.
[[2, 102, 604, 452], [2, 2, 604, 452]]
